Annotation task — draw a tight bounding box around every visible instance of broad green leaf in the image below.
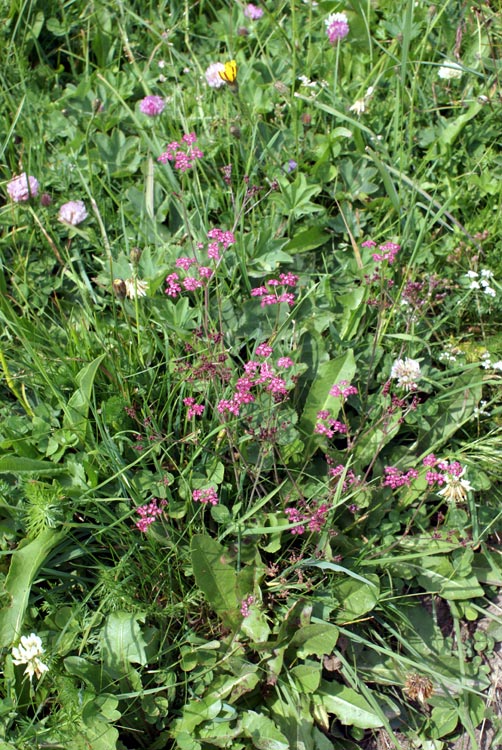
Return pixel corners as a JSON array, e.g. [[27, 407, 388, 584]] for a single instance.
[[289, 623, 339, 659], [284, 226, 329, 254], [101, 611, 148, 671], [416, 557, 484, 601], [317, 680, 384, 729], [241, 711, 289, 750], [291, 662, 322, 693], [191, 535, 240, 629], [300, 350, 356, 454], [241, 605, 271, 643], [175, 696, 222, 734], [331, 575, 380, 622], [429, 705, 458, 738], [63, 354, 106, 441], [0, 528, 66, 647]]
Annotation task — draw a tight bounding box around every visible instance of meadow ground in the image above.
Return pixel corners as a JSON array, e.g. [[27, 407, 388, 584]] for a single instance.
[[0, 1, 502, 748]]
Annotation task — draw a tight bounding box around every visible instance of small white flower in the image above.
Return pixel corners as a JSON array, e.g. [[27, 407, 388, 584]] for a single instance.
[[483, 286, 496, 298], [465, 270, 479, 279], [481, 268, 494, 278], [437, 467, 473, 504], [469, 280, 481, 290], [124, 277, 148, 299], [438, 62, 463, 80], [390, 357, 422, 390], [492, 360, 502, 371], [12, 633, 49, 681], [349, 98, 366, 115], [297, 75, 317, 88]]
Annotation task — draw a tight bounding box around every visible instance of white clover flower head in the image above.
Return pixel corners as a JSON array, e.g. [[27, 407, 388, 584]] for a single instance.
[[12, 633, 49, 681], [437, 466, 473, 504], [58, 200, 88, 226], [205, 62, 226, 88], [438, 62, 463, 80], [390, 357, 422, 390], [124, 278, 148, 299]]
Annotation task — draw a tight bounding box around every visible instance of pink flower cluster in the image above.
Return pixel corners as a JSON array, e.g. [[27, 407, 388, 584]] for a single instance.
[[329, 380, 358, 399], [139, 95, 165, 116], [7, 173, 39, 202], [244, 3, 263, 20], [328, 464, 359, 492], [382, 466, 418, 489], [315, 410, 347, 438], [240, 594, 254, 617], [423, 455, 464, 486], [217, 355, 290, 417], [165, 229, 235, 297], [285, 501, 330, 535], [193, 487, 219, 505], [250, 272, 299, 307], [135, 498, 167, 532], [158, 133, 203, 172], [362, 240, 400, 265], [183, 397, 205, 418]]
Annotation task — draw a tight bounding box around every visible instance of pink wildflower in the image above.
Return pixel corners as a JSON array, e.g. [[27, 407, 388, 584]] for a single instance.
[[382, 466, 418, 489], [158, 134, 203, 172], [139, 95, 165, 116], [135, 498, 167, 532], [193, 487, 219, 505], [183, 397, 205, 418], [244, 3, 264, 20], [325, 12, 350, 44], [183, 276, 204, 291], [165, 273, 182, 297], [256, 343, 273, 357], [58, 200, 88, 226], [277, 357, 294, 369], [205, 62, 226, 88], [329, 380, 358, 399], [7, 173, 39, 202], [176, 257, 197, 270], [240, 595, 255, 617]]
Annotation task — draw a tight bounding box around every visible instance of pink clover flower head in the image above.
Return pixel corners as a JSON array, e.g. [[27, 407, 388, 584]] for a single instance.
[[244, 3, 264, 20], [390, 357, 422, 391], [139, 95, 165, 116], [135, 497, 167, 532], [58, 199, 88, 226], [193, 487, 219, 505], [7, 173, 39, 202], [205, 62, 226, 88], [325, 12, 350, 44]]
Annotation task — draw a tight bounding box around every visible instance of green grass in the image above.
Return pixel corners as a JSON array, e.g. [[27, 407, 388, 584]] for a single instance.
[[0, 1, 501, 748]]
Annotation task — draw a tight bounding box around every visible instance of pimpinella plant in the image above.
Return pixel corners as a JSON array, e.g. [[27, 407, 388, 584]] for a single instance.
[[0, 1, 502, 749]]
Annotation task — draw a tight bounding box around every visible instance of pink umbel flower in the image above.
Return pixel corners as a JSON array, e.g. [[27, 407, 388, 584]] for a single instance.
[[58, 200, 88, 226], [372, 242, 400, 264], [329, 380, 358, 399], [382, 466, 418, 489], [240, 595, 254, 617], [244, 3, 263, 20], [7, 173, 39, 202], [139, 95, 165, 116], [256, 343, 273, 357], [158, 133, 203, 172], [193, 487, 219, 505], [325, 12, 350, 44], [135, 498, 167, 532], [183, 397, 205, 418], [205, 62, 226, 88]]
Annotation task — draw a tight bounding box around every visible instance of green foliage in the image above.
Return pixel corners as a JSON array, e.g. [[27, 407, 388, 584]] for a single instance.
[[0, 1, 501, 748]]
